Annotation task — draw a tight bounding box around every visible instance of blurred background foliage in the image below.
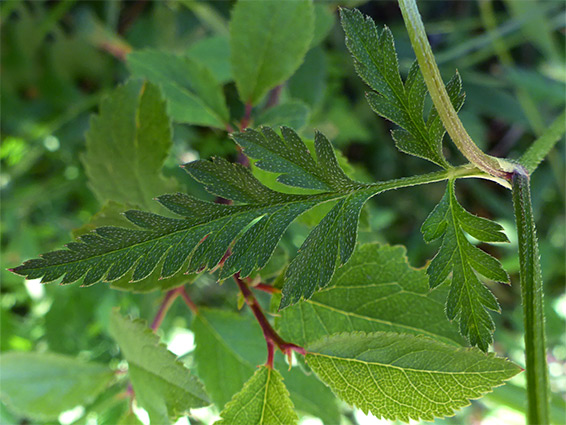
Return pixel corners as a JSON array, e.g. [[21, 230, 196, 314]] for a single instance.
[[1, 1, 564, 424]]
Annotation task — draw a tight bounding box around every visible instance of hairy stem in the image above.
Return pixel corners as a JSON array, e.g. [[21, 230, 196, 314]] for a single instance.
[[398, 0, 513, 180], [234, 275, 304, 368], [512, 169, 550, 424]]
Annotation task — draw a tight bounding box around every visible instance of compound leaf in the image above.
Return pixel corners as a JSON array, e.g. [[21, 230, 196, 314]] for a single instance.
[[108, 310, 209, 424], [422, 180, 509, 351], [230, 0, 314, 105], [0, 352, 114, 421], [277, 243, 465, 347], [192, 308, 340, 424], [12, 127, 378, 309], [306, 332, 521, 423], [128, 50, 229, 129], [216, 366, 298, 425], [341, 8, 465, 167], [82, 80, 177, 212]]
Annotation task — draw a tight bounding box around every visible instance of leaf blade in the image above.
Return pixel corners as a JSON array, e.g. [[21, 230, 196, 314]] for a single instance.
[[306, 332, 521, 423]]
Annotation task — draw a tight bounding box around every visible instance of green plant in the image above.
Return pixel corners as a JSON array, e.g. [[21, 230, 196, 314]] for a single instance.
[[2, 1, 564, 424]]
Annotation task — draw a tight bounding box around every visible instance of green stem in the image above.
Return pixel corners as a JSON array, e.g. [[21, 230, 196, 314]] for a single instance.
[[520, 110, 566, 175], [398, 0, 513, 180], [512, 169, 549, 425]]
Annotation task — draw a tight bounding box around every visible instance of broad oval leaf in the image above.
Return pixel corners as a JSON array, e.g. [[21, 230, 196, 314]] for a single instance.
[[82, 80, 177, 212], [216, 366, 298, 425], [128, 50, 229, 129], [230, 0, 314, 105], [277, 243, 465, 347], [306, 332, 521, 423], [109, 310, 209, 424], [0, 352, 114, 421]]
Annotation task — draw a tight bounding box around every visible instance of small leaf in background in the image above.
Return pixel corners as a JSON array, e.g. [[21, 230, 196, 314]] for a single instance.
[[230, 0, 314, 105], [186, 35, 232, 84], [422, 180, 509, 351], [0, 352, 114, 421], [288, 46, 327, 109], [128, 50, 230, 128], [306, 332, 521, 422], [277, 243, 465, 347], [311, 3, 335, 48], [192, 308, 340, 424], [108, 310, 209, 424], [82, 80, 177, 212], [255, 100, 311, 131], [216, 366, 298, 425]]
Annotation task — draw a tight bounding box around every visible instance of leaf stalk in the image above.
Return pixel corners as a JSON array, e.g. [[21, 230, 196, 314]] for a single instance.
[[398, 0, 513, 180], [234, 275, 304, 368]]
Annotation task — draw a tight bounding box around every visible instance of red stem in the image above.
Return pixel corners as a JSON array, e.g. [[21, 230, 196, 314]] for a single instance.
[[150, 285, 198, 330], [240, 102, 253, 130], [234, 275, 305, 368], [265, 85, 283, 109], [253, 283, 281, 294]]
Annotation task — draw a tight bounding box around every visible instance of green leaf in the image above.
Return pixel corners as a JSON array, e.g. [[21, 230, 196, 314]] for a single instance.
[[306, 332, 522, 423], [73, 202, 194, 293], [230, 0, 314, 105], [192, 308, 340, 424], [311, 4, 335, 48], [0, 352, 114, 421], [422, 180, 509, 351], [277, 243, 465, 347], [11, 126, 457, 302], [128, 50, 229, 129], [288, 46, 327, 108], [340, 8, 465, 167], [108, 310, 209, 424], [255, 100, 310, 131], [186, 35, 232, 84], [216, 366, 298, 425], [82, 80, 176, 212]]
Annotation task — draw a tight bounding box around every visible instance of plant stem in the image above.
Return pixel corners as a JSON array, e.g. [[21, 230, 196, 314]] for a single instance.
[[512, 168, 550, 425], [234, 275, 304, 368], [398, 0, 513, 180], [240, 102, 253, 130], [520, 110, 566, 175], [150, 285, 197, 330]]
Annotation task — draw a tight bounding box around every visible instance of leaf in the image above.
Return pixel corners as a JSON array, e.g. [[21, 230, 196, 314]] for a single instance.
[[108, 310, 209, 424], [340, 8, 465, 167], [0, 352, 114, 421], [422, 180, 510, 351], [255, 100, 310, 131], [186, 35, 232, 84], [311, 3, 335, 48], [73, 202, 194, 293], [306, 332, 522, 423], [192, 308, 340, 424], [128, 50, 229, 129], [216, 366, 298, 425], [82, 80, 177, 212], [288, 46, 327, 108], [277, 243, 465, 347], [12, 127, 378, 306], [230, 0, 314, 105]]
